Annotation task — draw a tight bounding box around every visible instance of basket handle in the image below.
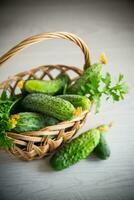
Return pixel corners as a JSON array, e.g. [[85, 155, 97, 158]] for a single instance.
[[0, 32, 91, 70]]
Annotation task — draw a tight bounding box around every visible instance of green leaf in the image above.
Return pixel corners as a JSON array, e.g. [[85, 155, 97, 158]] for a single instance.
[[93, 95, 101, 113], [102, 72, 111, 86], [1, 90, 8, 100], [118, 74, 124, 82], [0, 132, 13, 150], [63, 83, 68, 95], [102, 73, 128, 102], [0, 93, 21, 150]]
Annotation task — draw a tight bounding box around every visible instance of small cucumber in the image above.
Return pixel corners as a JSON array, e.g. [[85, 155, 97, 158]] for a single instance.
[[22, 93, 75, 121], [68, 63, 102, 94], [24, 74, 70, 95], [11, 112, 46, 132], [94, 134, 110, 160], [58, 94, 91, 110]]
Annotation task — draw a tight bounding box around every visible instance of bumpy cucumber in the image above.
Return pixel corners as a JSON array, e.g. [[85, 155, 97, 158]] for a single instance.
[[11, 112, 46, 132], [58, 94, 91, 110], [68, 63, 102, 94], [50, 128, 100, 170], [94, 134, 110, 160], [24, 74, 70, 95], [22, 93, 75, 121]]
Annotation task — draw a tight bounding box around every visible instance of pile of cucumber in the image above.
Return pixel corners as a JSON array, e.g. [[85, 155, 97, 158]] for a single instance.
[[10, 73, 91, 133], [1, 54, 128, 167], [50, 124, 111, 170], [8, 63, 111, 169]]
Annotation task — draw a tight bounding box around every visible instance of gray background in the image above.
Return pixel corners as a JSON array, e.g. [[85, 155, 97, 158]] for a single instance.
[[0, 0, 134, 200]]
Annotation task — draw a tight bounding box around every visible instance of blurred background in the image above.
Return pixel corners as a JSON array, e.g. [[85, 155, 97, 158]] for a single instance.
[[0, 0, 134, 200], [0, 0, 134, 82]]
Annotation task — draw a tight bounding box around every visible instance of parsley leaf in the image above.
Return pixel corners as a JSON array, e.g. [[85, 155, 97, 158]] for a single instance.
[[0, 91, 21, 150], [75, 69, 128, 113], [102, 73, 128, 102]]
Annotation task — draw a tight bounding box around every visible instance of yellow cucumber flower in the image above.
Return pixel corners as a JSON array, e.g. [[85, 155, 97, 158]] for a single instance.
[[73, 107, 82, 117], [17, 80, 24, 89], [9, 114, 20, 128], [100, 52, 107, 64]]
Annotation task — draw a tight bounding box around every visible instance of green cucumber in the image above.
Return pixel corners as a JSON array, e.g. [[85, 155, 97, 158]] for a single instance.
[[24, 74, 70, 95], [68, 63, 102, 94], [22, 93, 75, 121], [58, 94, 91, 110], [11, 112, 46, 132], [94, 134, 110, 160], [50, 127, 101, 170]]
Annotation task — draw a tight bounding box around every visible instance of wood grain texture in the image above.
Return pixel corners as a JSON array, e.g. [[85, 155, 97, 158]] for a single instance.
[[0, 0, 134, 200]]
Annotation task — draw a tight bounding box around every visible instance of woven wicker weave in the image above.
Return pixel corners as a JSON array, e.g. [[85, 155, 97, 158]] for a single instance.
[[0, 32, 91, 161]]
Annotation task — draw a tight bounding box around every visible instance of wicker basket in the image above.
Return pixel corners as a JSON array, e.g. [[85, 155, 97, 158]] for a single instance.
[[0, 32, 92, 161]]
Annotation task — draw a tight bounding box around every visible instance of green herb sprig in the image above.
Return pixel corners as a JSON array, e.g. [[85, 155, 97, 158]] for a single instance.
[[0, 91, 20, 150], [79, 71, 128, 113]]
